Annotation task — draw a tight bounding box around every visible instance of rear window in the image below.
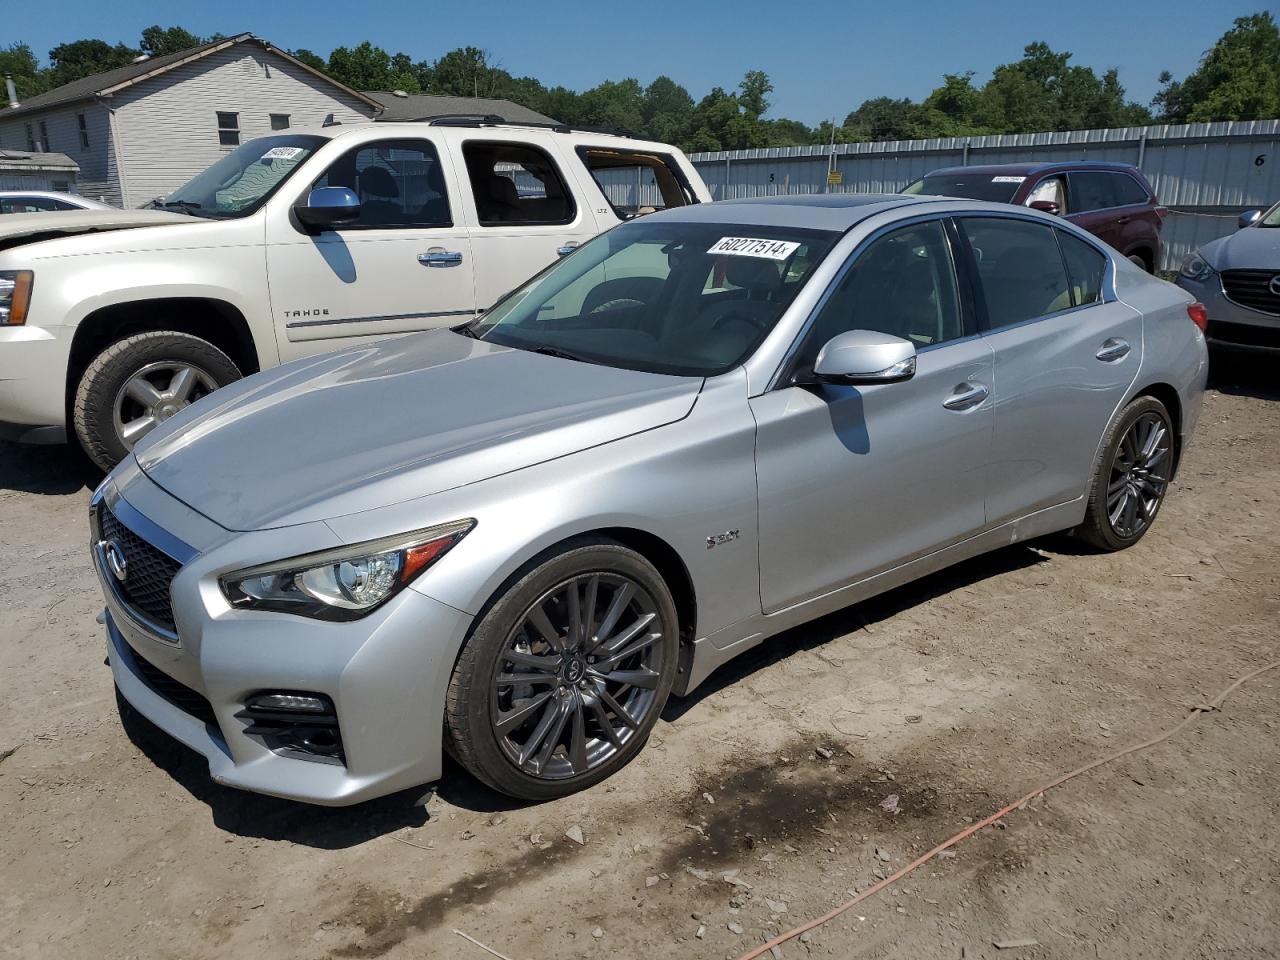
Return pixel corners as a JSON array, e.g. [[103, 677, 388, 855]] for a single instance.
[[1067, 172, 1116, 213], [1110, 173, 1150, 206], [902, 172, 1025, 203], [576, 147, 697, 219]]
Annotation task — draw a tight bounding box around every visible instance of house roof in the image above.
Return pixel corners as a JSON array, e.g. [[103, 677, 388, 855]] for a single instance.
[[0, 34, 381, 121], [364, 91, 559, 125], [0, 149, 79, 173]]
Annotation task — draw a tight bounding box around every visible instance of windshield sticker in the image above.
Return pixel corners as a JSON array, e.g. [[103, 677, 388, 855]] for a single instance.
[[261, 146, 304, 161], [991, 175, 1026, 183], [708, 237, 801, 260]]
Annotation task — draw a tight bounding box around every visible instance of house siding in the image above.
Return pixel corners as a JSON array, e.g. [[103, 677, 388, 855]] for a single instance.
[[0, 103, 116, 202], [111, 46, 374, 208]]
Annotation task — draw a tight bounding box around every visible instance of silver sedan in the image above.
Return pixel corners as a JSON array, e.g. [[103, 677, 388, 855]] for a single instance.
[[92, 194, 1208, 804]]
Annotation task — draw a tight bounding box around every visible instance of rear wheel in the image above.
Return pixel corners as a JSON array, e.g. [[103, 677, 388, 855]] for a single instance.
[[73, 331, 241, 471], [1075, 396, 1174, 551], [1127, 253, 1151, 272], [445, 540, 678, 800]]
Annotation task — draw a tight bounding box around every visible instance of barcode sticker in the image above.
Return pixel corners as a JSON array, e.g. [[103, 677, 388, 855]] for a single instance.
[[262, 146, 304, 161], [708, 237, 801, 260]]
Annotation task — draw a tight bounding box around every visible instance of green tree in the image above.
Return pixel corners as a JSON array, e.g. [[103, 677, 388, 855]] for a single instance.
[[1154, 12, 1280, 122], [288, 48, 328, 72], [738, 69, 772, 118], [327, 41, 421, 93], [45, 39, 140, 87], [139, 25, 203, 57], [0, 42, 46, 100], [430, 47, 508, 98]]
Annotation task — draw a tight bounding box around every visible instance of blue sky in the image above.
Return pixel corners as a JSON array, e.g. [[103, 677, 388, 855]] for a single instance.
[[6, 1, 1270, 125]]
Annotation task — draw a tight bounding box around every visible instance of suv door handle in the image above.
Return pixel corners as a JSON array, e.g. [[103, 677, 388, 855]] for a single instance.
[[557, 243, 579, 257], [418, 248, 463, 267], [942, 382, 989, 410], [1115, 215, 1131, 225], [1096, 337, 1131, 362]]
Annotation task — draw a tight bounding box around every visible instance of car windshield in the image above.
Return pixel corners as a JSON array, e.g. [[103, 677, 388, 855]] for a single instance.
[[466, 219, 840, 377], [1259, 201, 1280, 227], [156, 134, 326, 218], [903, 172, 1024, 203]]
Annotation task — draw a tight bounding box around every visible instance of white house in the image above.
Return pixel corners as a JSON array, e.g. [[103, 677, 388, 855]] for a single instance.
[[0, 34, 379, 208]]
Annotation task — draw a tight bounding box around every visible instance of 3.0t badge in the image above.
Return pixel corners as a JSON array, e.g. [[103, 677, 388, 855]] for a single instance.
[[706, 529, 740, 549]]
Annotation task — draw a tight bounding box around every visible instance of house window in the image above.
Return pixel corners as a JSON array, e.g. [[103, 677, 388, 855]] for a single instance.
[[77, 113, 90, 150], [216, 111, 240, 146], [39, 120, 49, 152], [269, 113, 290, 130], [24, 123, 35, 152]]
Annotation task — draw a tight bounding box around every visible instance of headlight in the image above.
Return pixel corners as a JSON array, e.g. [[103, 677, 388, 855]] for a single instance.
[[0, 270, 33, 325], [1178, 253, 1214, 283], [221, 519, 474, 620]]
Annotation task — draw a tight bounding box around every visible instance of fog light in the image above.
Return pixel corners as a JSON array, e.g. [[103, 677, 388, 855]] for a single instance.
[[248, 692, 327, 713], [236, 691, 344, 764]]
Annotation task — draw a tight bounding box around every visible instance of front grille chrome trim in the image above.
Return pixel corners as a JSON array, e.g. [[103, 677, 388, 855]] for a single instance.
[[94, 540, 181, 644]]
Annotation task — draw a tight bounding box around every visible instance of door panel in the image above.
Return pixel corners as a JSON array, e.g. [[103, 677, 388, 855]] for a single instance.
[[265, 137, 476, 361], [752, 339, 995, 613]]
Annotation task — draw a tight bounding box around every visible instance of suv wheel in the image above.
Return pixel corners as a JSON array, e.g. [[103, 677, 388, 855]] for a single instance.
[[445, 540, 679, 799], [1127, 253, 1151, 272], [1074, 396, 1173, 551], [73, 331, 241, 471]]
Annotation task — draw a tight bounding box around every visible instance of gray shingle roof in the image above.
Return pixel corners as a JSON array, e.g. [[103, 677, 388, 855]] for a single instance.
[[0, 149, 79, 172], [0, 34, 379, 120], [364, 91, 559, 125]]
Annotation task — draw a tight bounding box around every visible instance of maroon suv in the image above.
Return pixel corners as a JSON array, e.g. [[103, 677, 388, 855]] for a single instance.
[[902, 161, 1167, 271]]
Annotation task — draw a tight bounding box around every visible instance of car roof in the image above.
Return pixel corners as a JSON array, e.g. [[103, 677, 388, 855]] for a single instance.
[[922, 160, 1140, 178], [288, 119, 675, 152], [655, 193, 991, 232]]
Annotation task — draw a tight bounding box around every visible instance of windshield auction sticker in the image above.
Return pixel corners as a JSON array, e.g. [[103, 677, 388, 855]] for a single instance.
[[991, 176, 1026, 183], [708, 237, 802, 260], [261, 146, 305, 161]]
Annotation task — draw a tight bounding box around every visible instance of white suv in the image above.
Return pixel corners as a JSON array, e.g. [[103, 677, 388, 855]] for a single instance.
[[0, 119, 710, 469]]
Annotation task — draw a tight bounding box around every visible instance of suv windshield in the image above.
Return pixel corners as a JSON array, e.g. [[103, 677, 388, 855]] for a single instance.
[[1259, 201, 1280, 227], [156, 134, 327, 218], [903, 172, 1024, 203], [468, 219, 839, 377]]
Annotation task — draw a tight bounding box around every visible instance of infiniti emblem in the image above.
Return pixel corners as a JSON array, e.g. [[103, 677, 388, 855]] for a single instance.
[[102, 539, 128, 582], [1269, 274, 1280, 297]]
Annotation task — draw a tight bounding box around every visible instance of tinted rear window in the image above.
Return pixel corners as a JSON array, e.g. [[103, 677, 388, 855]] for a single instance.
[[904, 173, 1024, 203], [1110, 173, 1149, 206]]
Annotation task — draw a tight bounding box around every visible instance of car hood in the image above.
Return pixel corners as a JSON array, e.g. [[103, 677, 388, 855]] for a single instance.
[[1200, 228, 1280, 271], [0, 209, 190, 251], [135, 330, 702, 531]]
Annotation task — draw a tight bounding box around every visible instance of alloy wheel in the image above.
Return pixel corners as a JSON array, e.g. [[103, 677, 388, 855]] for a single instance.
[[1107, 411, 1171, 539], [112, 361, 218, 449], [491, 572, 666, 780]]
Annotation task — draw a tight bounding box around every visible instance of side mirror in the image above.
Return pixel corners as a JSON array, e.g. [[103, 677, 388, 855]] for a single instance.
[[1238, 209, 1262, 229], [1028, 199, 1061, 216], [295, 186, 360, 228], [813, 330, 917, 386]]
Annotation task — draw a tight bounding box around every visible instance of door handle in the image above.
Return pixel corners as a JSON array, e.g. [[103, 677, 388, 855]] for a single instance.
[[942, 382, 989, 411], [1096, 337, 1131, 362], [418, 248, 464, 267], [1115, 216, 1131, 225], [557, 243, 579, 257]]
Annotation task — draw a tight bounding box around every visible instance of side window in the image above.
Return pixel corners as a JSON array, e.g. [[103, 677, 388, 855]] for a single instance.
[[1067, 172, 1115, 212], [313, 139, 452, 229], [216, 112, 240, 147], [801, 220, 962, 370], [1026, 176, 1067, 214], [270, 113, 291, 131], [576, 147, 695, 219], [462, 142, 574, 226], [961, 217, 1073, 329], [1110, 173, 1149, 207], [1058, 231, 1107, 306]]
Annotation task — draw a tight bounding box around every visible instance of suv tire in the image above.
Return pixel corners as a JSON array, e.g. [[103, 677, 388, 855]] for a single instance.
[[73, 330, 241, 471]]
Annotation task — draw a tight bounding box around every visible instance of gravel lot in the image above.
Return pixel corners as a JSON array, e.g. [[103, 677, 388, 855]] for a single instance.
[[1, 353, 1277, 960]]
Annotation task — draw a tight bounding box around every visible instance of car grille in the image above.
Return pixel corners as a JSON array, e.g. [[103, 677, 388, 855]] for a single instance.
[[1221, 270, 1280, 316], [129, 650, 219, 727], [98, 504, 181, 632]]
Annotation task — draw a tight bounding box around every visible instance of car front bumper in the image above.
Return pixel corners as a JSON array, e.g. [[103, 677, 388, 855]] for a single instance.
[[95, 468, 475, 807], [0, 323, 71, 440], [1176, 272, 1280, 353]]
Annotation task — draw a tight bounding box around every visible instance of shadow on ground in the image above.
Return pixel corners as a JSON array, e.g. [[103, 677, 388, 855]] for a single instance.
[[0, 440, 98, 495], [1208, 349, 1278, 401]]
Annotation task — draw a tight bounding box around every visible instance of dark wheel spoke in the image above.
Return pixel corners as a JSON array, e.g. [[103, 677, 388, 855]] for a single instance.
[[518, 695, 566, 766], [601, 667, 661, 690], [503, 650, 562, 674], [495, 691, 553, 735], [568, 695, 589, 774], [532, 698, 572, 773], [598, 687, 638, 729], [595, 631, 661, 670], [496, 672, 559, 687], [527, 604, 564, 652], [581, 575, 599, 646], [567, 582, 584, 648], [589, 583, 635, 653], [598, 612, 657, 657], [586, 695, 624, 749]]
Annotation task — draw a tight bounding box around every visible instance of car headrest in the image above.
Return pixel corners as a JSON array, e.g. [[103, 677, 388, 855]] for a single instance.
[[724, 256, 782, 295], [358, 166, 398, 199]]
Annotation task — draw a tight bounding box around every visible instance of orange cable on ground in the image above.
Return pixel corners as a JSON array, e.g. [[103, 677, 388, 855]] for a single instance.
[[735, 658, 1280, 960]]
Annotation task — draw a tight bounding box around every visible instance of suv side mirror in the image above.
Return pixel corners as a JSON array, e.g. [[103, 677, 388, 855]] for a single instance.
[[813, 330, 917, 385], [1028, 199, 1061, 216], [296, 187, 361, 228], [1238, 209, 1262, 229]]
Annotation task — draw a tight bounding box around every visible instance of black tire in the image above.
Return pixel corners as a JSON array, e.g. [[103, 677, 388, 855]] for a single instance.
[[1074, 396, 1174, 551], [445, 539, 679, 800], [72, 330, 241, 472]]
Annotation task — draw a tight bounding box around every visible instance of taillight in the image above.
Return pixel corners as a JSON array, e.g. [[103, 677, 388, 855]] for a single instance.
[[1187, 302, 1208, 332], [1155, 205, 1169, 220]]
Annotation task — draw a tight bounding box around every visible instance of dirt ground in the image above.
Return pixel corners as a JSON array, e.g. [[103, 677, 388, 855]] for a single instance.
[[1, 352, 1277, 960]]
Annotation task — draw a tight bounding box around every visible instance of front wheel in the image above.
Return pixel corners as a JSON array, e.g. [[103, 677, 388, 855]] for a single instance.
[[72, 331, 241, 471], [1074, 396, 1174, 551], [445, 541, 679, 800]]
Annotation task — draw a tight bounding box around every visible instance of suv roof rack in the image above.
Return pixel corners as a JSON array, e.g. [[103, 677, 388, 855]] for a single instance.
[[418, 114, 645, 140]]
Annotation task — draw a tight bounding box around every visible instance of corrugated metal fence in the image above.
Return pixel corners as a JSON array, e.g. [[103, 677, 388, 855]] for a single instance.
[[688, 120, 1280, 270]]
